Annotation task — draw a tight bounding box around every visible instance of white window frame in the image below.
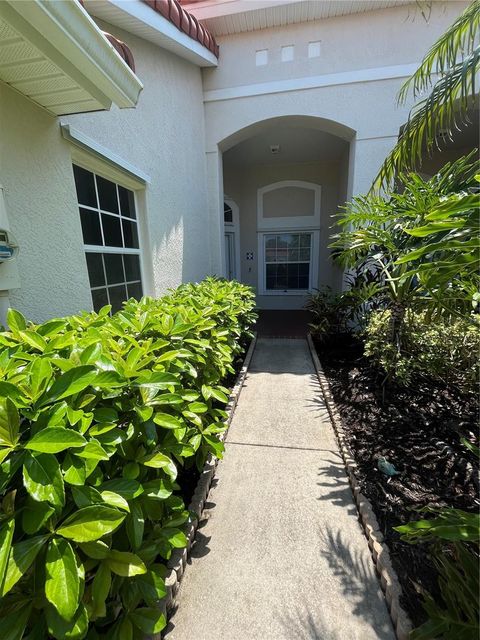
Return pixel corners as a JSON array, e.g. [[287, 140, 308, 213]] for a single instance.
[[72, 160, 146, 311], [257, 229, 319, 296], [223, 195, 241, 281]]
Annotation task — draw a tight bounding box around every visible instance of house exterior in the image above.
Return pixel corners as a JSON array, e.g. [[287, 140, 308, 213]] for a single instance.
[[0, 0, 470, 323]]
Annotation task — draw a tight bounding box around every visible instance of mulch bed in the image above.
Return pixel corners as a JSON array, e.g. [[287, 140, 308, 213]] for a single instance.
[[315, 334, 479, 627]]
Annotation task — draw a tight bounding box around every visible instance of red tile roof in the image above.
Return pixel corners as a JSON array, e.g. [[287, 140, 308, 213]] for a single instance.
[[142, 0, 219, 58], [103, 32, 136, 71]]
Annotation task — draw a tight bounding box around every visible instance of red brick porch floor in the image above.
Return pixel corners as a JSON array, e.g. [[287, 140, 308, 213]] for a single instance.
[[254, 309, 312, 338]]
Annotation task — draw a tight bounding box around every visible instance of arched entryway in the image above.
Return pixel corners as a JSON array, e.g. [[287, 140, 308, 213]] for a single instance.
[[219, 115, 355, 311]]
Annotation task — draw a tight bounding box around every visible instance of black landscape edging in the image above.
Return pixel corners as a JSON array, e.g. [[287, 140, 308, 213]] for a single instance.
[[150, 334, 257, 639], [307, 333, 413, 640]]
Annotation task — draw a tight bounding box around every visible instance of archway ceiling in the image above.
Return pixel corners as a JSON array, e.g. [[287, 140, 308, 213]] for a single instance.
[[223, 125, 348, 166]]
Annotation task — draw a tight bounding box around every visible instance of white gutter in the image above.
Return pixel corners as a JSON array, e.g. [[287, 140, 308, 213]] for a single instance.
[[84, 0, 218, 68], [0, 0, 143, 110]]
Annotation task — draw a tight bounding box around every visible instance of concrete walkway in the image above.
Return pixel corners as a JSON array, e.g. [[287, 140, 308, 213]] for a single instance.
[[166, 339, 394, 640]]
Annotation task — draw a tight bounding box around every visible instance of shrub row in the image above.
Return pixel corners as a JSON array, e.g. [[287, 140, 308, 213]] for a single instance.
[[0, 277, 256, 640]]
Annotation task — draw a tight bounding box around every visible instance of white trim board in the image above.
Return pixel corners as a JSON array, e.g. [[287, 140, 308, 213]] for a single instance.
[[61, 124, 151, 189], [204, 62, 419, 103]]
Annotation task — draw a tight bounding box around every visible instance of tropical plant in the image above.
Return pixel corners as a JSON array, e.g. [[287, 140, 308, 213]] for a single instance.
[[397, 171, 480, 319], [375, 0, 480, 188], [0, 277, 256, 639], [364, 309, 480, 390], [395, 504, 480, 639], [330, 154, 479, 360]]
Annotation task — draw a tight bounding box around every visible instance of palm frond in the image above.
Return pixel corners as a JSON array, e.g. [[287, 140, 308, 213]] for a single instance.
[[374, 46, 480, 189], [399, 0, 480, 103]]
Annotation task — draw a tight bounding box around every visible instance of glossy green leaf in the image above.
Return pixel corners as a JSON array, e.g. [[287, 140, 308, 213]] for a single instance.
[[46, 602, 88, 640], [23, 453, 65, 507], [105, 550, 146, 577], [130, 607, 166, 634], [7, 308, 27, 334], [25, 428, 87, 454], [2, 602, 32, 640], [29, 358, 53, 398], [153, 412, 182, 430], [42, 366, 96, 405], [22, 498, 55, 534], [62, 454, 87, 486], [45, 538, 80, 621], [74, 440, 109, 461], [99, 490, 130, 512], [1, 535, 48, 596], [57, 506, 125, 542], [125, 501, 144, 551], [91, 562, 111, 619], [143, 478, 173, 501], [188, 402, 208, 414], [0, 398, 20, 447], [78, 540, 109, 560], [135, 565, 167, 606], [99, 479, 143, 500], [141, 451, 174, 469], [19, 330, 47, 352], [0, 518, 15, 591], [210, 387, 229, 403]]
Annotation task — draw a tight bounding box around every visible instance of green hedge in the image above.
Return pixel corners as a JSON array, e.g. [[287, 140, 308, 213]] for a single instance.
[[0, 277, 256, 640]]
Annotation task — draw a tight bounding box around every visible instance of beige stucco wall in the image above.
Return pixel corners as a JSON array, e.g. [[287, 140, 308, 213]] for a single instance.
[[203, 2, 467, 93], [1, 19, 211, 322], [0, 82, 93, 321], [224, 160, 345, 309], [203, 1, 470, 281]]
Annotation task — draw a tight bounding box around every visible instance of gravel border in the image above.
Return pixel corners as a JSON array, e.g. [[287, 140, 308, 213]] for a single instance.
[[151, 334, 258, 638], [306, 333, 413, 640]]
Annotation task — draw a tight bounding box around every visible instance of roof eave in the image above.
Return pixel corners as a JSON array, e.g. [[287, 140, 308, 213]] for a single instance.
[[84, 0, 218, 68], [0, 0, 143, 114]]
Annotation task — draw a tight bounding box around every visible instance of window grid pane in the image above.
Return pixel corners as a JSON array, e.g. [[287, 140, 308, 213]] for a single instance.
[[264, 233, 311, 291], [73, 165, 142, 314]]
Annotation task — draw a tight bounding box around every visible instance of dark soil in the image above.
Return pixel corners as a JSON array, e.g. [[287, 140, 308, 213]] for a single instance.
[[315, 334, 479, 627]]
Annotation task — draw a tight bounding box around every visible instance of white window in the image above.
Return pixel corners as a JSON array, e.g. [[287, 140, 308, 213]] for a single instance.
[[259, 231, 318, 294], [281, 45, 295, 62], [72, 164, 143, 313], [255, 49, 268, 66], [308, 41, 321, 58]]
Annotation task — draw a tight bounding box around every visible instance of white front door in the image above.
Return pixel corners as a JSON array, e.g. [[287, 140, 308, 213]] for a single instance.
[[224, 231, 235, 280]]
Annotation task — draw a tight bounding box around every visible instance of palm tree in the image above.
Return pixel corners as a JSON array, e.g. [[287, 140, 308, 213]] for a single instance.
[[374, 0, 480, 189]]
